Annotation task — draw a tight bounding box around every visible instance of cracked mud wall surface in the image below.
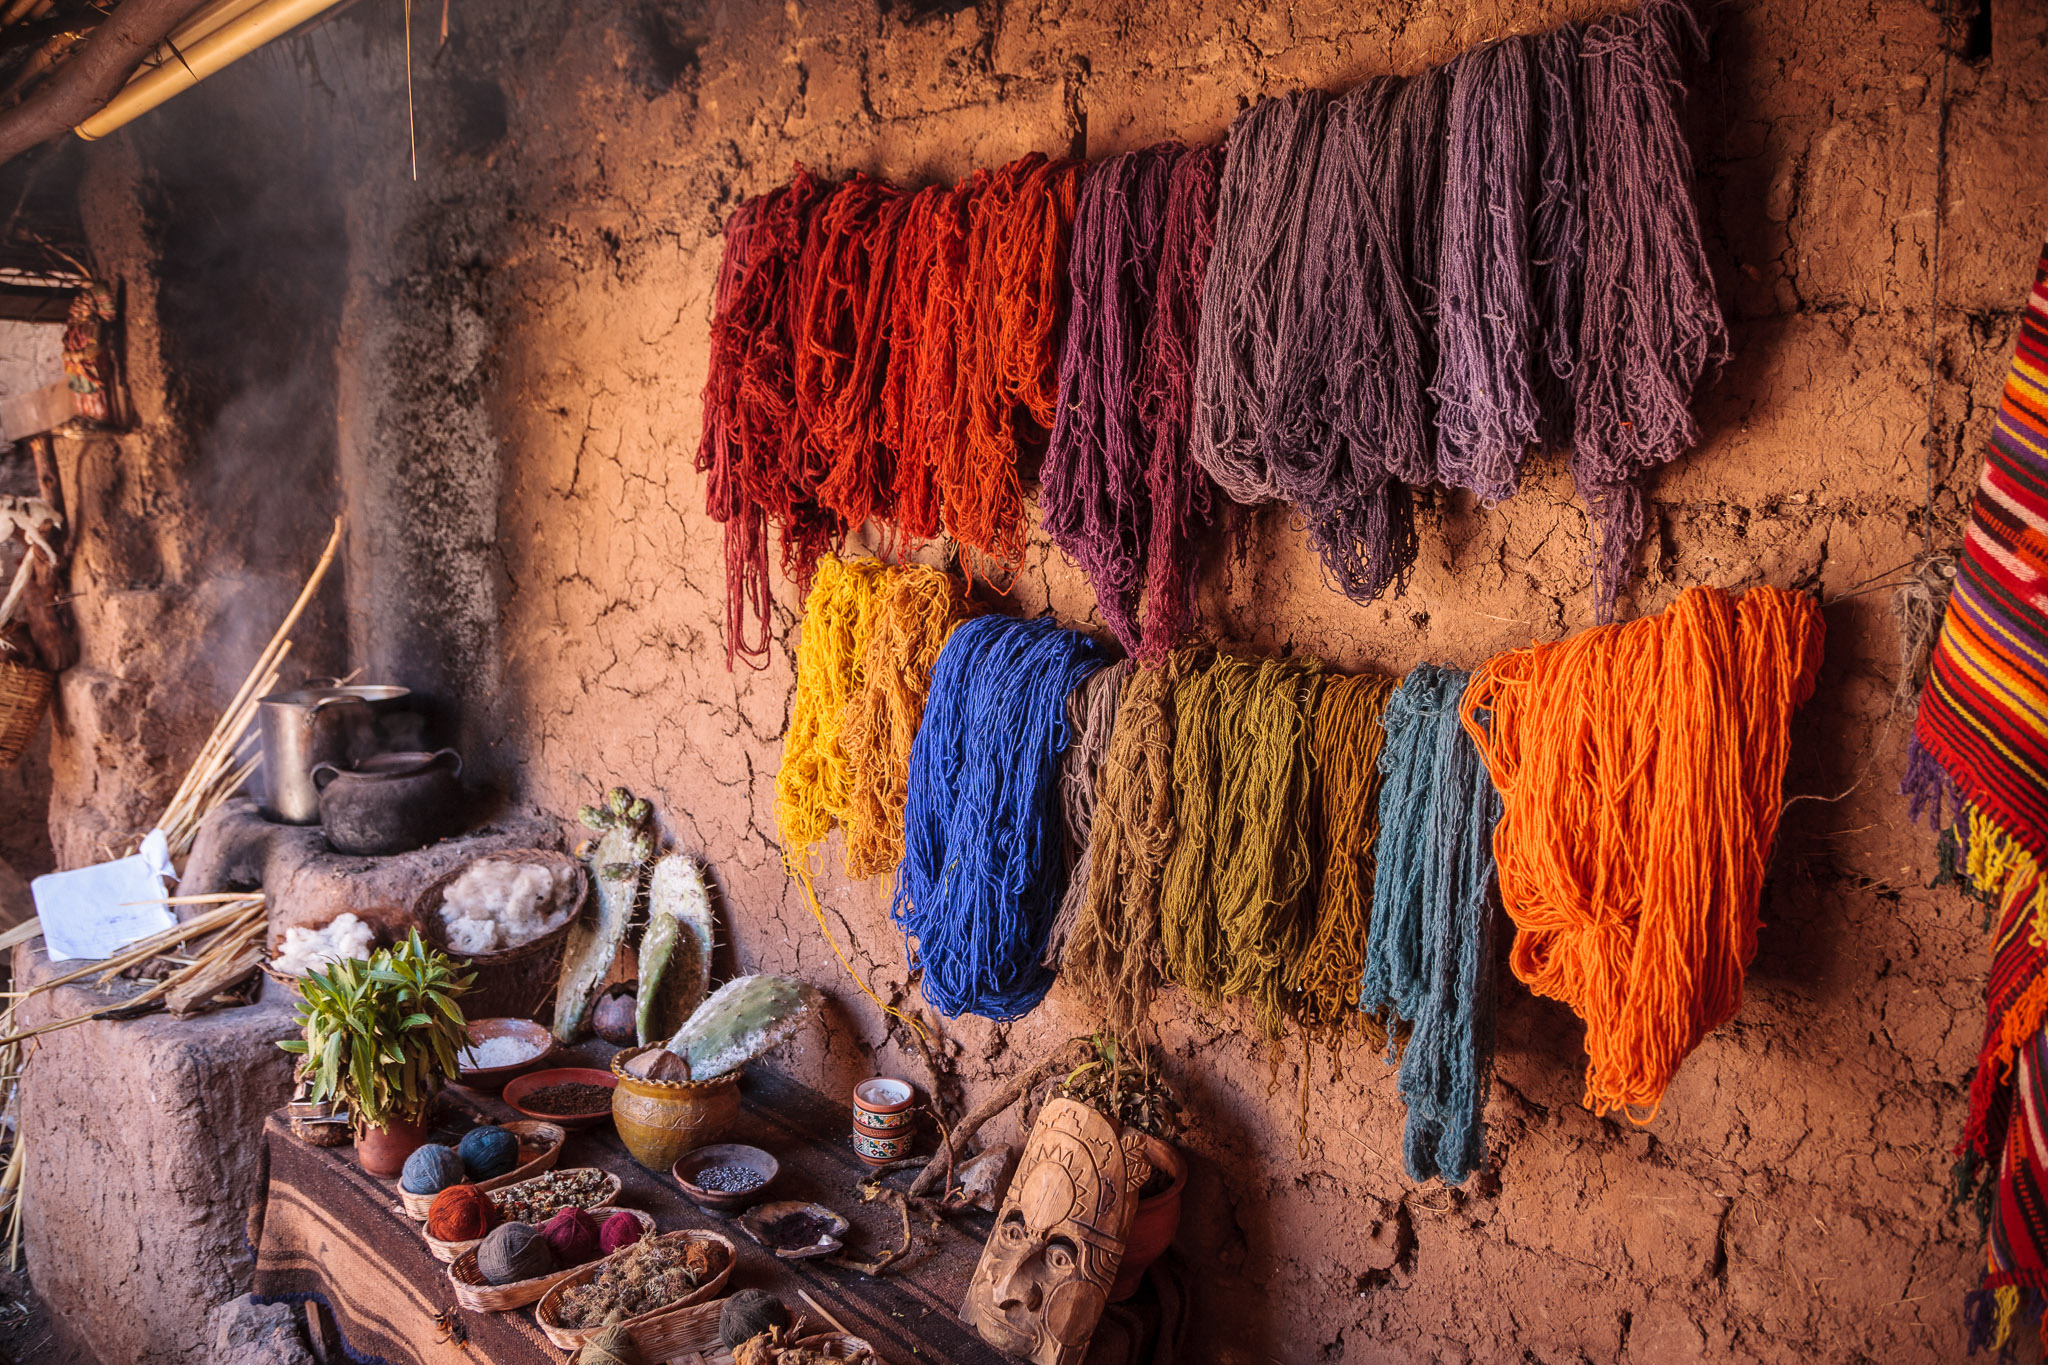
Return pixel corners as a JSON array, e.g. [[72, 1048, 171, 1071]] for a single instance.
[[48, 0, 2048, 1360]]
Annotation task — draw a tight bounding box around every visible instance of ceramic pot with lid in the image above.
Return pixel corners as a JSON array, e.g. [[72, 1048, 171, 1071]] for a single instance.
[[313, 748, 463, 856]]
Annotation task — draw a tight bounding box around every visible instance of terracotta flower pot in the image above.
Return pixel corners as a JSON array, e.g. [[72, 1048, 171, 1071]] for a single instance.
[[611, 1046, 742, 1173], [356, 1113, 433, 1177], [1110, 1134, 1186, 1302]]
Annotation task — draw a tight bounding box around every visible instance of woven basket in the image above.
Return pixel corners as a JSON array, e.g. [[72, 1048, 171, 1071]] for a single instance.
[[412, 849, 586, 1019], [421, 1168, 621, 1264], [443, 1207, 657, 1312], [0, 661, 51, 768], [396, 1120, 567, 1221], [533, 1228, 737, 1350]]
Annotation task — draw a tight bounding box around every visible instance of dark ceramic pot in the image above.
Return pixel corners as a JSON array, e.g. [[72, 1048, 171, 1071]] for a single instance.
[[314, 749, 463, 856]]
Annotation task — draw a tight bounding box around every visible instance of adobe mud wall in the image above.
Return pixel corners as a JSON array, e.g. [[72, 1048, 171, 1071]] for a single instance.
[[38, 1, 2048, 1361]]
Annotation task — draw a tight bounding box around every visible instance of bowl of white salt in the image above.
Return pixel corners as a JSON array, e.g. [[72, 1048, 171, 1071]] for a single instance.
[[455, 1017, 559, 1093]]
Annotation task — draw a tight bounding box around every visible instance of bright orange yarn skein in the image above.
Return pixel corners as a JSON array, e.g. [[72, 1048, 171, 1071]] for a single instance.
[[1460, 584, 1823, 1122]]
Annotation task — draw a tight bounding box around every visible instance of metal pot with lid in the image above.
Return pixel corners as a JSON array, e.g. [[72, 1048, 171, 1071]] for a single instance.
[[257, 685, 412, 825]]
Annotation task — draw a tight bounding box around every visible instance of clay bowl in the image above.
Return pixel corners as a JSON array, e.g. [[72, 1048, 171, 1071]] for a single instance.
[[671, 1143, 778, 1216], [453, 1017, 558, 1093], [503, 1067, 617, 1130], [611, 1046, 742, 1173]]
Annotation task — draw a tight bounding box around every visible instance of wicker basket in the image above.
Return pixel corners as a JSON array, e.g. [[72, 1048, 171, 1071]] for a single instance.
[[412, 849, 587, 1020], [0, 661, 51, 768], [396, 1120, 567, 1221], [443, 1207, 657, 1312], [533, 1228, 737, 1350], [421, 1168, 621, 1264]]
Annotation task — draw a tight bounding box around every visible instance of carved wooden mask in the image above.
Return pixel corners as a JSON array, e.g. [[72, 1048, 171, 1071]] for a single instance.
[[962, 1098, 1135, 1365]]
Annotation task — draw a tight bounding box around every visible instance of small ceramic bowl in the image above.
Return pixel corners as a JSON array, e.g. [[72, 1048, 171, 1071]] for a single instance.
[[851, 1125, 914, 1166], [502, 1067, 617, 1130], [852, 1077, 915, 1130], [453, 1018, 558, 1093], [737, 1201, 849, 1259], [672, 1142, 779, 1216]]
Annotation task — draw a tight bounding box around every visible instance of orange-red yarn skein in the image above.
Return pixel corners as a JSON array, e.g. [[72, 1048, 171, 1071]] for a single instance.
[[1460, 584, 1823, 1122]]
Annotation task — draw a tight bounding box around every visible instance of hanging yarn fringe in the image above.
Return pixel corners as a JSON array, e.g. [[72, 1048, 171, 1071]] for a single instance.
[[1361, 664, 1502, 1186], [775, 554, 887, 862], [1046, 659, 1136, 966], [1432, 36, 1540, 503], [881, 184, 964, 544], [1462, 584, 1823, 1121], [839, 562, 972, 879], [1062, 651, 1199, 1041], [894, 614, 1108, 1019], [1158, 653, 1324, 1039], [1043, 145, 1179, 650], [1530, 23, 1586, 450], [697, 190, 772, 669], [1573, 0, 1728, 617], [1290, 673, 1397, 1046]]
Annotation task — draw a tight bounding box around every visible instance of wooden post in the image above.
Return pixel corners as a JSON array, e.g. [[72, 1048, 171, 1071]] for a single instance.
[[21, 434, 75, 673]]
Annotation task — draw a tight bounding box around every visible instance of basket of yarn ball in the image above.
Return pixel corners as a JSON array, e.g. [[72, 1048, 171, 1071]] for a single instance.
[[413, 849, 587, 1020], [423, 1184, 500, 1264], [444, 1208, 657, 1313], [533, 1229, 737, 1350], [396, 1121, 567, 1220]]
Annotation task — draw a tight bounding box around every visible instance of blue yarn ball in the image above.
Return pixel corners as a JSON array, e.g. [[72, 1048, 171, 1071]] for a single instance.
[[400, 1144, 466, 1195], [457, 1125, 520, 1180]]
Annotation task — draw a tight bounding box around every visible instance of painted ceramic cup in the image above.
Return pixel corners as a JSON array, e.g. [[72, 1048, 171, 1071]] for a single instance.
[[853, 1077, 915, 1131], [851, 1124, 914, 1166]]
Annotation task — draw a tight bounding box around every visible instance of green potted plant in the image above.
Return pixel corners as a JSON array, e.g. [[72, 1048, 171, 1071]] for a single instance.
[[278, 930, 474, 1177], [1056, 1035, 1187, 1303]]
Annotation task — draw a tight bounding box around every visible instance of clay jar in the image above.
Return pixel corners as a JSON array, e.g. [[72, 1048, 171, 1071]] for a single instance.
[[610, 1046, 742, 1173], [313, 749, 463, 856], [851, 1077, 915, 1167], [1109, 1133, 1187, 1302], [356, 1113, 434, 1178]]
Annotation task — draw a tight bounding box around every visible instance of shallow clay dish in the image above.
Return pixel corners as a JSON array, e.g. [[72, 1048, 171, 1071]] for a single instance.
[[671, 1142, 778, 1216], [503, 1066, 617, 1130], [453, 1017, 559, 1093], [737, 1200, 849, 1259]]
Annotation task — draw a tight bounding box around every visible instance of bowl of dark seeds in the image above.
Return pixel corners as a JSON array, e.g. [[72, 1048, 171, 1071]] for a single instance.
[[671, 1142, 779, 1215]]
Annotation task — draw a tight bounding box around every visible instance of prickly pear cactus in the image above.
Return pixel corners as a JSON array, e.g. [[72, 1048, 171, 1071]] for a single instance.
[[552, 786, 653, 1043], [664, 974, 821, 1081], [636, 853, 716, 1046]]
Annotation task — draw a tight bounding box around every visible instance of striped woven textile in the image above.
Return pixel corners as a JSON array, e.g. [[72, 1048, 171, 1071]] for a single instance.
[[1905, 245, 2048, 1354]]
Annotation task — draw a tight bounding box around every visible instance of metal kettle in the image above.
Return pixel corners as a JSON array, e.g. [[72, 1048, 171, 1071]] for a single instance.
[[256, 685, 411, 824]]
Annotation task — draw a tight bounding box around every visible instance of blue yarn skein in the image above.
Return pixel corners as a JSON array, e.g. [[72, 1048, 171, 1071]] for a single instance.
[[1360, 663, 1503, 1186], [893, 614, 1109, 1020], [457, 1124, 520, 1180], [401, 1143, 466, 1195]]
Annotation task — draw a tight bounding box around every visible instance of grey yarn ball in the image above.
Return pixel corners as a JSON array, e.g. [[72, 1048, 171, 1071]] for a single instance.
[[478, 1221, 555, 1285], [457, 1124, 520, 1180], [719, 1289, 790, 1348], [400, 1144, 466, 1196]]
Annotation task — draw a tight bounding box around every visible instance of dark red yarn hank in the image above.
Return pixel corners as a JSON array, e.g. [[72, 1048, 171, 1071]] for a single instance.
[[883, 184, 970, 544], [698, 193, 769, 669], [1042, 143, 1179, 651], [796, 173, 907, 532], [1135, 144, 1222, 661], [1574, 0, 1728, 618]]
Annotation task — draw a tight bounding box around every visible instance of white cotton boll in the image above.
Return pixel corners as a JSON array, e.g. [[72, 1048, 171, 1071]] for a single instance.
[[436, 859, 569, 955], [270, 912, 377, 977]]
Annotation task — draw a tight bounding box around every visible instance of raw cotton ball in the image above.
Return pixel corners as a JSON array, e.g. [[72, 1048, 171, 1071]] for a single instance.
[[457, 1124, 520, 1179], [478, 1220, 555, 1285], [270, 912, 376, 977], [598, 1209, 646, 1257], [439, 859, 574, 955], [425, 1184, 498, 1242], [400, 1143, 466, 1196], [719, 1289, 791, 1348], [574, 1325, 642, 1365], [541, 1206, 601, 1266]]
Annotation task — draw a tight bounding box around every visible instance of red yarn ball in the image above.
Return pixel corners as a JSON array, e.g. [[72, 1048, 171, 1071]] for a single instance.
[[425, 1183, 498, 1242], [599, 1209, 644, 1256], [540, 1206, 601, 1266]]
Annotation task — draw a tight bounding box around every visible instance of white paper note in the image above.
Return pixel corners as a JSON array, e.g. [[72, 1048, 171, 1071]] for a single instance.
[[30, 830, 179, 962]]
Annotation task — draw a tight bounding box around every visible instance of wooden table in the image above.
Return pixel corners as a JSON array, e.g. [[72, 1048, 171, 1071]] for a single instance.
[[250, 1052, 1018, 1364]]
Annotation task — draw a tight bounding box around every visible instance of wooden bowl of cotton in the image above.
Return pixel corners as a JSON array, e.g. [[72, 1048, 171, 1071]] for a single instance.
[[412, 849, 587, 1019]]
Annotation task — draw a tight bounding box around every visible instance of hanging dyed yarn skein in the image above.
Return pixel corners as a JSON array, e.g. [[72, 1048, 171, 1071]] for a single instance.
[[774, 554, 886, 859], [1462, 584, 1822, 1120], [1529, 23, 1586, 449], [1361, 664, 1502, 1186], [1573, 0, 1728, 615], [1045, 659, 1136, 965], [838, 563, 972, 879], [894, 614, 1109, 1019], [1158, 653, 1324, 1039]]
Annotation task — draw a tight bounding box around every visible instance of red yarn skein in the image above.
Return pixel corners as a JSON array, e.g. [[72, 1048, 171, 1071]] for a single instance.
[[425, 1184, 498, 1242], [598, 1209, 645, 1257]]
